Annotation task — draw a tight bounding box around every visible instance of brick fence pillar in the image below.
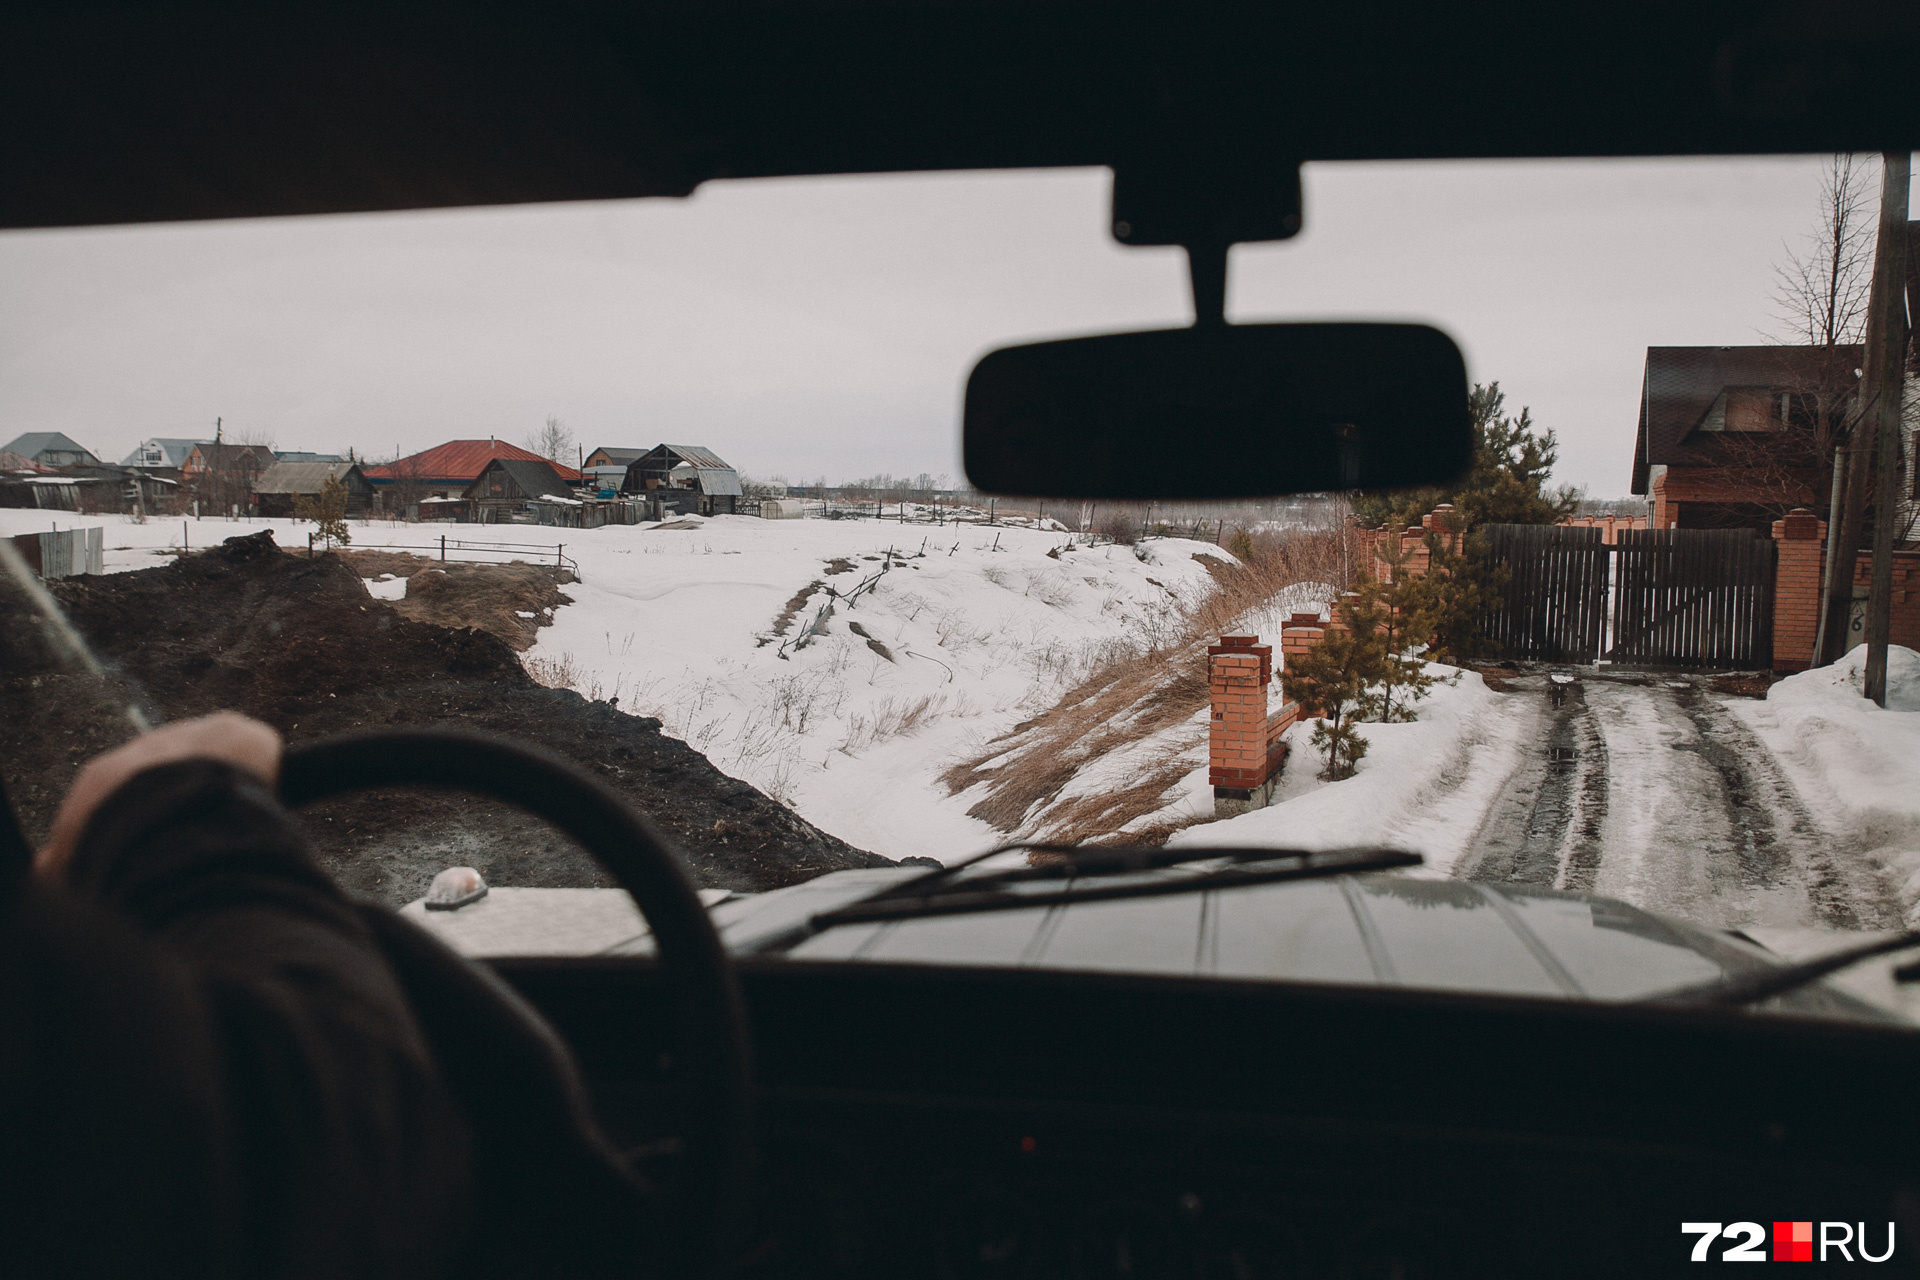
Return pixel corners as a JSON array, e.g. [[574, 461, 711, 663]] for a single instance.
[[1209, 635, 1275, 817], [1771, 507, 1825, 672]]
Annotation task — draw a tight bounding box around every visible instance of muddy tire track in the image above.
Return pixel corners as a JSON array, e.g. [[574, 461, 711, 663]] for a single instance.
[[1465, 669, 1899, 933], [1462, 675, 1608, 890], [1666, 683, 1898, 931]]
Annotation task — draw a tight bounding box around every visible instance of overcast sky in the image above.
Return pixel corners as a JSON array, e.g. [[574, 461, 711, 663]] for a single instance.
[[0, 155, 1906, 495]]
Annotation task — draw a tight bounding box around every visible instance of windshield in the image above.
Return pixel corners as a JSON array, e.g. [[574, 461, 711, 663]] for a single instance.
[[4, 157, 1917, 1016]]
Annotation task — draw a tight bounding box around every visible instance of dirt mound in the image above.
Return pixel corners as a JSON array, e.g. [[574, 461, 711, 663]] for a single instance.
[[12, 530, 901, 905], [337, 550, 573, 652]]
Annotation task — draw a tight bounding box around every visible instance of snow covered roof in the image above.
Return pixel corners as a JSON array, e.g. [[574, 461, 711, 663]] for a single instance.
[[0, 450, 54, 474]]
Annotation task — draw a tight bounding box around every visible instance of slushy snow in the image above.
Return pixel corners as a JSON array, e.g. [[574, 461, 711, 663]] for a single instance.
[[1732, 645, 1920, 923]]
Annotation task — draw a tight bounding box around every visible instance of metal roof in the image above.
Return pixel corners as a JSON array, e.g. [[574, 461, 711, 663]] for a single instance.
[[638, 444, 742, 494], [3, 431, 96, 461], [674, 465, 743, 496], [652, 445, 725, 475], [364, 439, 580, 484], [119, 437, 205, 467], [254, 461, 362, 494]]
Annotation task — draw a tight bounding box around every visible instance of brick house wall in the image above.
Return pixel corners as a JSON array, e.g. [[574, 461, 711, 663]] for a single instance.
[[1651, 466, 1819, 531]]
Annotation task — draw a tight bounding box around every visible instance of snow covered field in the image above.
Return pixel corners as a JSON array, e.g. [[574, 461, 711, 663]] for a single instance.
[[14, 506, 1919, 933], [2, 508, 1231, 862]]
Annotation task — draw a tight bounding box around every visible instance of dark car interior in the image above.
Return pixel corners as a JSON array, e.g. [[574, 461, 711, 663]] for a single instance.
[[7, 3, 1920, 1275]]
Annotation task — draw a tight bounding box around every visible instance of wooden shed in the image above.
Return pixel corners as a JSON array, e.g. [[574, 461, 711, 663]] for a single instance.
[[252, 461, 373, 518], [619, 444, 743, 516]]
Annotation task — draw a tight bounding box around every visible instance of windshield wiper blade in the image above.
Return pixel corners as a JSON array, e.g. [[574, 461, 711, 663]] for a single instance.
[[1648, 929, 1920, 1008], [746, 843, 1421, 955]]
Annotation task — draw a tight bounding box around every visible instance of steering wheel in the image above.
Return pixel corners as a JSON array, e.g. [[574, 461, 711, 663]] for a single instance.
[[279, 727, 752, 1273]]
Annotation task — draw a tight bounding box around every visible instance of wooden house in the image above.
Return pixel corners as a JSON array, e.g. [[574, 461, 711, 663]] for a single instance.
[[462, 457, 577, 518]]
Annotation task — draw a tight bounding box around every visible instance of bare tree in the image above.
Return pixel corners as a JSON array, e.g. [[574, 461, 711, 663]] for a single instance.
[[527, 415, 574, 465], [386, 450, 428, 519], [1707, 155, 1878, 527], [1773, 155, 1875, 349]]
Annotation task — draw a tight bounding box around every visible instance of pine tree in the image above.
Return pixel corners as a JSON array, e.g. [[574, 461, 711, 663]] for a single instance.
[[1286, 592, 1388, 781], [1365, 534, 1442, 723], [1352, 382, 1578, 532], [296, 475, 353, 549]]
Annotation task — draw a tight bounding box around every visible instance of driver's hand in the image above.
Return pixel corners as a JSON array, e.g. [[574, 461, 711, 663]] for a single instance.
[[37, 712, 283, 881]]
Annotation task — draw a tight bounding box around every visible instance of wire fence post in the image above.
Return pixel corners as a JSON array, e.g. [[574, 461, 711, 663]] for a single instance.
[[439, 534, 446, 562]]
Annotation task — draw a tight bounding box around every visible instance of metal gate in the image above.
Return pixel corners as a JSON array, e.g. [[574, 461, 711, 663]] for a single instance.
[[1477, 525, 1775, 669]]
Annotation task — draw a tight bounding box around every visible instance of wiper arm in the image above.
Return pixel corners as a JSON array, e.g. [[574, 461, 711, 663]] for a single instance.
[[746, 843, 1421, 955], [1648, 929, 1920, 1007]]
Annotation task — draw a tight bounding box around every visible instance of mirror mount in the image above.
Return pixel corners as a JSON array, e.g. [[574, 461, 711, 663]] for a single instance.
[[1110, 155, 1300, 327], [1186, 239, 1228, 328]]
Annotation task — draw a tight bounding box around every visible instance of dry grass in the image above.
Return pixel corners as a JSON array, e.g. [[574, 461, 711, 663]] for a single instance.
[[336, 551, 575, 652], [766, 579, 824, 642], [524, 651, 583, 689], [943, 524, 1360, 846], [840, 693, 945, 754]]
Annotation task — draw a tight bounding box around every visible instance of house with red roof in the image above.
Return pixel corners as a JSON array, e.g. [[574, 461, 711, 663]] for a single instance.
[[363, 439, 581, 502]]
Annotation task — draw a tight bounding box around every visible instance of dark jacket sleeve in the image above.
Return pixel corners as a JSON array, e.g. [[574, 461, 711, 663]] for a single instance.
[[63, 759, 475, 1279]]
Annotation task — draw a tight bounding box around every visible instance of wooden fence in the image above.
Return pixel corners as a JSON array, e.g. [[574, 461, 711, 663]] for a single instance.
[[1477, 524, 1774, 669]]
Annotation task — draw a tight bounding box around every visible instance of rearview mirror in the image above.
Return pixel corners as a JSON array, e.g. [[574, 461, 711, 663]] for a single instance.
[[963, 323, 1470, 500]]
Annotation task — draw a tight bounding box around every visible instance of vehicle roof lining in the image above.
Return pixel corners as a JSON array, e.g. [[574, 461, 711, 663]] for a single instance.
[[3, 0, 1917, 231]]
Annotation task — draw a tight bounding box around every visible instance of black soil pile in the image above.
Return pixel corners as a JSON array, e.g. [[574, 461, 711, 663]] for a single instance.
[[7, 530, 908, 905]]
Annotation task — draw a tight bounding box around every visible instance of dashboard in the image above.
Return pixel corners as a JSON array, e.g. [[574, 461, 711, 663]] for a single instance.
[[496, 957, 1920, 1278]]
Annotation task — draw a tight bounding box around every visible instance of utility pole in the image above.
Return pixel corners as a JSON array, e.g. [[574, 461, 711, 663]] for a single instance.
[[1811, 446, 1848, 667], [1862, 151, 1911, 707]]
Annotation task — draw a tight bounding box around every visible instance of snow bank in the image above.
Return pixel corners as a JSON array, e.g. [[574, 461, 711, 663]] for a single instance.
[[1169, 665, 1534, 876], [1765, 642, 1920, 713], [1730, 645, 1920, 925]]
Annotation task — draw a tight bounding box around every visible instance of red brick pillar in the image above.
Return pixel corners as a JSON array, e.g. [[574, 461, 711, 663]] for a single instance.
[[1771, 507, 1824, 672], [1209, 635, 1272, 797]]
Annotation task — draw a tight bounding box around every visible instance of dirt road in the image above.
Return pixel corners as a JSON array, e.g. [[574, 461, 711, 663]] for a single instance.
[[1457, 669, 1900, 933]]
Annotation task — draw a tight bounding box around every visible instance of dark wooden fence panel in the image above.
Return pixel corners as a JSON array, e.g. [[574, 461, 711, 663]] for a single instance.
[[1606, 528, 1773, 669], [1477, 524, 1774, 669], [1478, 524, 1608, 662]]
